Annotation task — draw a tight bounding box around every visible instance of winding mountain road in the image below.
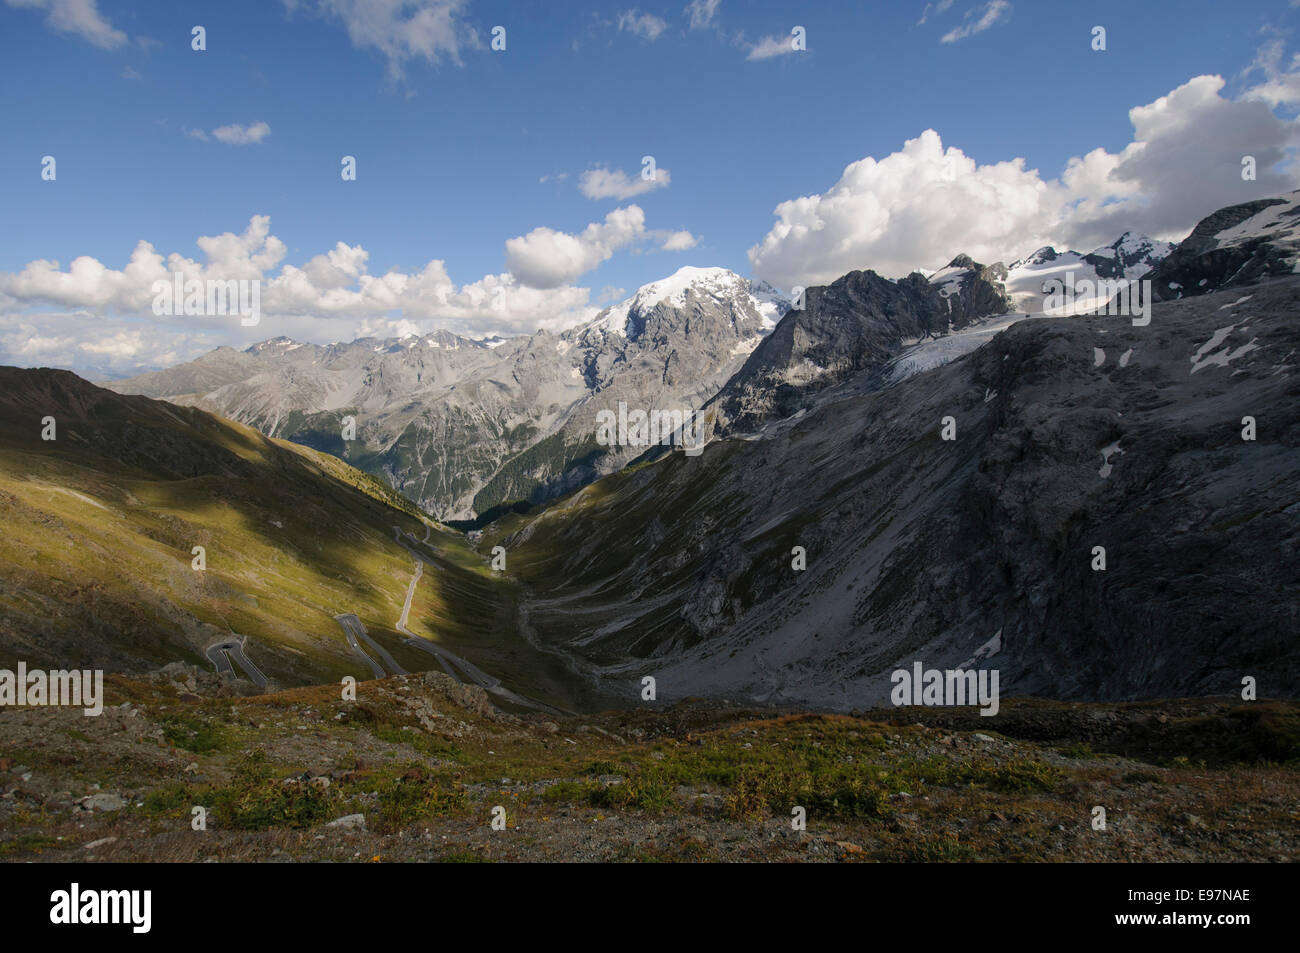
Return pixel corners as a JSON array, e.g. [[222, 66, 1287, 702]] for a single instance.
[[333, 614, 392, 678], [389, 525, 564, 715], [204, 638, 268, 688]]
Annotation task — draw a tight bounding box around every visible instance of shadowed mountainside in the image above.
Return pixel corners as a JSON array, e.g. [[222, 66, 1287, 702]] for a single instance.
[[481, 279, 1300, 709]]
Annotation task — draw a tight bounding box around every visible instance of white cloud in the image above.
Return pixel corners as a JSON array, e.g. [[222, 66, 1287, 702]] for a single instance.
[[618, 9, 668, 41], [210, 121, 272, 145], [120, 65, 142, 80], [748, 129, 1055, 287], [579, 165, 672, 200], [5, 0, 126, 49], [1059, 74, 1298, 248], [685, 0, 720, 30], [0, 200, 700, 369], [748, 74, 1300, 288], [1241, 36, 1300, 108], [283, 0, 476, 79], [660, 230, 699, 251], [917, 0, 955, 26], [0, 310, 212, 378], [745, 33, 797, 61], [0, 216, 606, 371], [940, 1, 1011, 44], [506, 206, 648, 288]]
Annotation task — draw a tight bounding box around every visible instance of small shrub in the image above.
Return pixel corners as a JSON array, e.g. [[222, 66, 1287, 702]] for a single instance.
[[158, 714, 227, 754], [372, 763, 466, 832], [1058, 741, 1097, 759]]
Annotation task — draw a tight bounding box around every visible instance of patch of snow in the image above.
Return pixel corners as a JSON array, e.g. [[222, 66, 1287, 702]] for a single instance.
[[887, 312, 1034, 384], [1190, 325, 1260, 373], [1213, 192, 1300, 245], [1218, 294, 1254, 311], [958, 629, 1002, 671], [1099, 441, 1123, 479]]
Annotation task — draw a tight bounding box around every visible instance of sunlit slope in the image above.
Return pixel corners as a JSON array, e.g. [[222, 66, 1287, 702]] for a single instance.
[[0, 367, 513, 685]]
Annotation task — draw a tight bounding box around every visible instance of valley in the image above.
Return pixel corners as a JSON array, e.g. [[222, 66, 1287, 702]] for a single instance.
[[1, 192, 1297, 866]]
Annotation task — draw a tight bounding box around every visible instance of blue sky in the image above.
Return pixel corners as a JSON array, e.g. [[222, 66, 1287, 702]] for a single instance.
[[3, 0, 1300, 375]]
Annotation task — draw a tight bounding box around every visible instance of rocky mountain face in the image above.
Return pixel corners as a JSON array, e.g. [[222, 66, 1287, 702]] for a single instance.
[[1145, 191, 1300, 300], [702, 258, 1012, 436], [109, 268, 789, 520], [1083, 232, 1176, 279], [488, 276, 1300, 709]]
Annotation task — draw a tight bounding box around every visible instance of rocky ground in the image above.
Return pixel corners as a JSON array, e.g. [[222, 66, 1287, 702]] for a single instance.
[[1, 668, 1296, 863]]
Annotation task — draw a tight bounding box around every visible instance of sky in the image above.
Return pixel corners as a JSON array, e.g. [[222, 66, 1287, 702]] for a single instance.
[[3, 0, 1300, 377]]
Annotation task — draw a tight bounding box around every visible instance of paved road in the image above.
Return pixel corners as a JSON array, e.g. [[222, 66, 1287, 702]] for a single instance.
[[204, 638, 268, 688], [333, 612, 408, 677], [205, 643, 234, 676], [389, 526, 564, 715], [332, 614, 386, 678]]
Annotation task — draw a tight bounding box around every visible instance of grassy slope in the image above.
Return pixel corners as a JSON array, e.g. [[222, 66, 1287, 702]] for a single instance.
[[0, 367, 516, 686]]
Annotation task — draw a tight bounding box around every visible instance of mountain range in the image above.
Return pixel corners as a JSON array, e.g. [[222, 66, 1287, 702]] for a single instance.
[[108, 269, 789, 521], [5, 192, 1298, 711], [107, 235, 1172, 521]]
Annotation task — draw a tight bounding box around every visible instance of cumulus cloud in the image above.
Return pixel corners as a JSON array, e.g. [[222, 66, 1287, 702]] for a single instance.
[[940, 1, 1011, 44], [748, 73, 1300, 288], [506, 206, 648, 288], [579, 165, 672, 200], [5, 0, 127, 49], [0, 215, 611, 375], [283, 0, 476, 79], [617, 9, 667, 41], [1, 217, 287, 313], [748, 130, 1055, 287], [0, 198, 701, 373], [659, 230, 699, 251], [1060, 74, 1297, 248]]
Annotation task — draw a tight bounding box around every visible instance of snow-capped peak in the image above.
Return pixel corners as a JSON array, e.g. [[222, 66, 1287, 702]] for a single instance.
[[246, 336, 299, 353], [1003, 232, 1175, 312], [582, 267, 792, 338], [1210, 191, 1300, 245]]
